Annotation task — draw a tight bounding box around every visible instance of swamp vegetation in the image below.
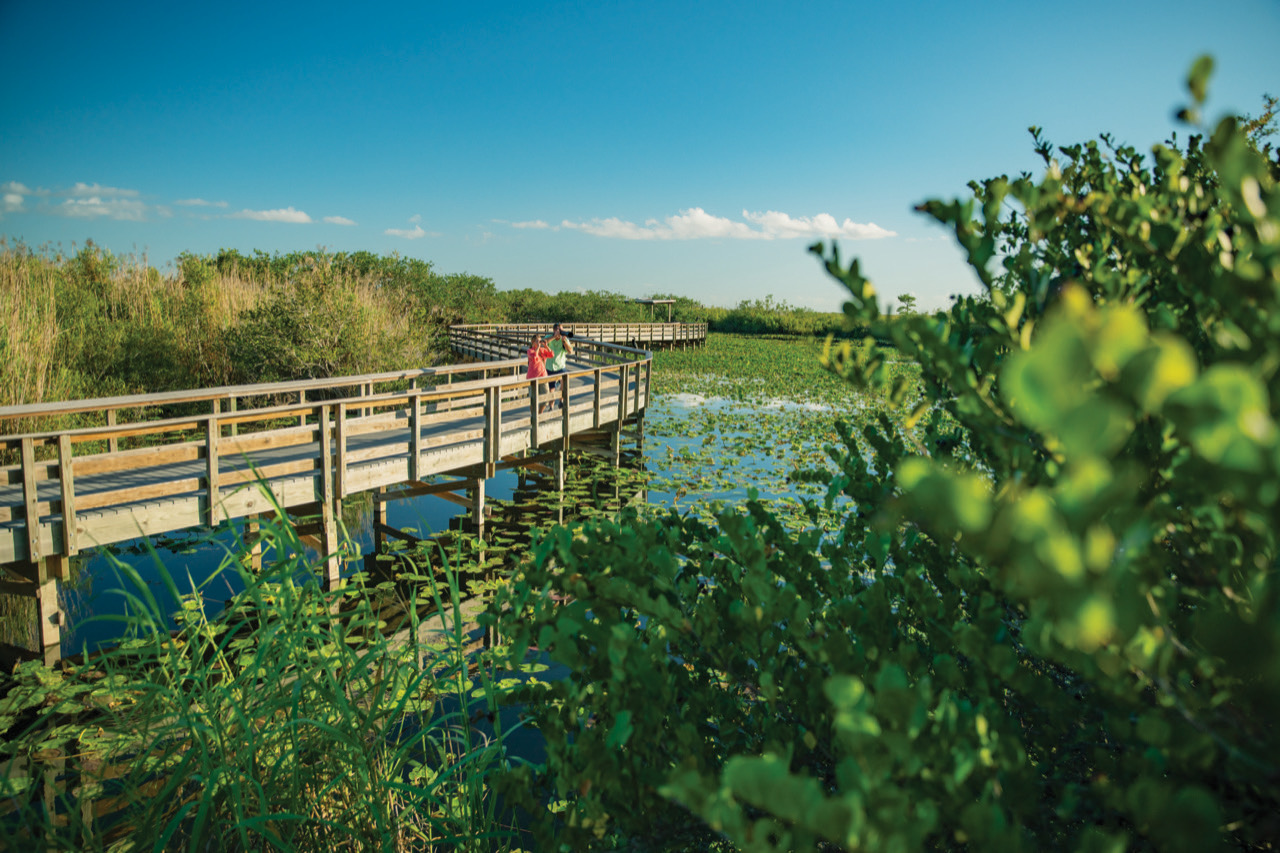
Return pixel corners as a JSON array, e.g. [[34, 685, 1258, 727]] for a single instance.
[[2, 63, 1279, 850]]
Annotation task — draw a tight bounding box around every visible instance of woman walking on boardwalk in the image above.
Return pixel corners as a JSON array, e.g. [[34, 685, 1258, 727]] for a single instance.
[[527, 335, 553, 414]]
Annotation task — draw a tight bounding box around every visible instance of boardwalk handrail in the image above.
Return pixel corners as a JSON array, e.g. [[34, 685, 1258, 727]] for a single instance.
[[0, 362, 515, 428], [449, 320, 706, 350]]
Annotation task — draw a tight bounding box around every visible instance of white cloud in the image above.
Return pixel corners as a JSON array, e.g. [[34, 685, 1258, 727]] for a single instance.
[[556, 207, 895, 241], [323, 215, 357, 226], [69, 182, 139, 198], [386, 215, 439, 239], [2, 180, 150, 220], [742, 210, 894, 240], [230, 206, 313, 223], [386, 224, 427, 239], [512, 219, 550, 229], [2, 182, 31, 214], [57, 195, 147, 221], [174, 198, 228, 208]]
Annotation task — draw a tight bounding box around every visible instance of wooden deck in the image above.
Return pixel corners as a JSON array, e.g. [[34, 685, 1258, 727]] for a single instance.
[[0, 330, 656, 663]]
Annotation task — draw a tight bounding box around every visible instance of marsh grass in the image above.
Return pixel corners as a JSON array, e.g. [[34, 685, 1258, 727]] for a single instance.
[[0, 488, 520, 852], [0, 242, 434, 426]]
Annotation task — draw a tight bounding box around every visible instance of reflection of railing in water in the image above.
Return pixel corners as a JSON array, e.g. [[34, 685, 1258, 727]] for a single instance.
[[0, 333, 651, 665]]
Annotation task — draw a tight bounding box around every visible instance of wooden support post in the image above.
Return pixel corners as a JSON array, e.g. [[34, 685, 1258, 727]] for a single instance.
[[205, 415, 220, 527], [553, 450, 566, 492], [618, 364, 628, 420], [593, 368, 602, 429], [410, 389, 423, 482], [229, 396, 238, 436], [373, 486, 387, 554], [469, 477, 486, 538], [560, 377, 571, 451], [531, 380, 542, 447], [318, 406, 341, 590], [57, 435, 77, 557], [299, 389, 307, 427], [484, 386, 500, 478], [246, 514, 263, 571], [633, 360, 642, 415], [21, 438, 41, 563], [335, 402, 349, 500], [37, 556, 65, 665], [611, 419, 623, 467]]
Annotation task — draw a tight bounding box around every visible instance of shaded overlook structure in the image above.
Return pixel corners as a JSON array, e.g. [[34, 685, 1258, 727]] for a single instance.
[[0, 321, 707, 665]]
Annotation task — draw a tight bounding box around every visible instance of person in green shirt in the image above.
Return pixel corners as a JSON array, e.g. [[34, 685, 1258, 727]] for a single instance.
[[543, 323, 574, 408]]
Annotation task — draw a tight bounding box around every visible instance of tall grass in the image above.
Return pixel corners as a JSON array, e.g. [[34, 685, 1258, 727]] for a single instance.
[[0, 243, 441, 427], [0, 245, 91, 429], [0, 492, 519, 851]]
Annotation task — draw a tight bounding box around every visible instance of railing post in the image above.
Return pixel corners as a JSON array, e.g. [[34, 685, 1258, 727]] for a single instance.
[[484, 385, 500, 478], [299, 389, 307, 427], [561, 377, 571, 451], [57, 435, 77, 556], [21, 437, 40, 562], [335, 402, 349, 499], [205, 415, 220, 526], [531, 380, 542, 447], [618, 364, 628, 420], [318, 405, 342, 589], [633, 359, 641, 415], [410, 389, 423, 482], [106, 409, 119, 453], [593, 368, 602, 429]]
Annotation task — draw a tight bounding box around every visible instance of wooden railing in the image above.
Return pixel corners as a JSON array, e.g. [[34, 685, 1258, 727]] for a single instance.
[[449, 321, 706, 352]]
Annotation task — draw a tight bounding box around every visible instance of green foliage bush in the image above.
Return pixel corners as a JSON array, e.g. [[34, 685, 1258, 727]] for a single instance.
[[224, 253, 428, 383], [713, 295, 849, 337], [492, 62, 1280, 850]]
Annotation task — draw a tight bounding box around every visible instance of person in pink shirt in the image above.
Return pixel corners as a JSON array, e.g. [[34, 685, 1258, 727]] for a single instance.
[[527, 335, 553, 413]]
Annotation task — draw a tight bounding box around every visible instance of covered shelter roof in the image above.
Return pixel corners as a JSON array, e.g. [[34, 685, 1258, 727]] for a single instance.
[[633, 298, 676, 322]]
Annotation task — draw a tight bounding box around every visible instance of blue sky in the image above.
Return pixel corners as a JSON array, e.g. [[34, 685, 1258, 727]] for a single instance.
[[2, 1, 1277, 311]]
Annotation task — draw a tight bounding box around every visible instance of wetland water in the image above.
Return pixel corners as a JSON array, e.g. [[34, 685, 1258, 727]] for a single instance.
[[10, 380, 854, 657]]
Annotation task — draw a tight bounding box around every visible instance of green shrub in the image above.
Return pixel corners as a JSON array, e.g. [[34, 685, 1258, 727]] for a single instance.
[[492, 61, 1280, 850], [712, 294, 849, 337]]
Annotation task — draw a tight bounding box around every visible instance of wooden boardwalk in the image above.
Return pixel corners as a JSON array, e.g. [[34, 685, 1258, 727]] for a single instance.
[[449, 321, 705, 356], [0, 329, 662, 663]]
